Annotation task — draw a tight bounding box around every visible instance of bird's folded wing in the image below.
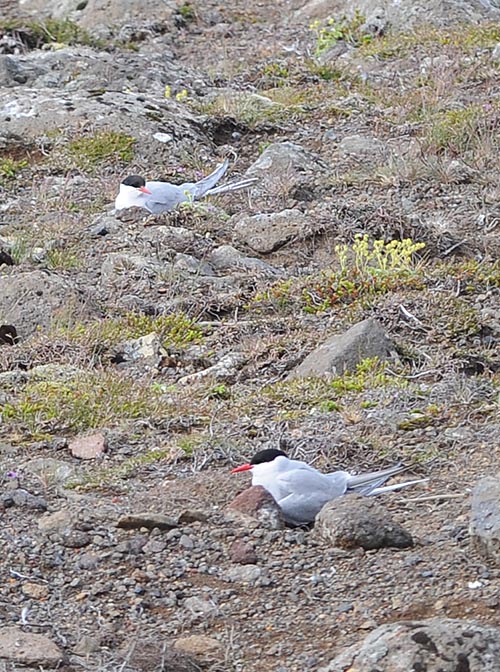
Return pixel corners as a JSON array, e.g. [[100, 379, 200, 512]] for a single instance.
[[277, 466, 347, 499]]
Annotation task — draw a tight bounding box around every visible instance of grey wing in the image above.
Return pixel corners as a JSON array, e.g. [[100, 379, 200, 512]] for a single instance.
[[144, 181, 190, 214], [275, 467, 342, 524], [346, 464, 407, 495], [179, 159, 229, 199]]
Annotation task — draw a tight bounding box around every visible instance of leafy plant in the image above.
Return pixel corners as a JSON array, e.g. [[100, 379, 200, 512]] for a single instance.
[[303, 235, 426, 313], [310, 10, 371, 58]]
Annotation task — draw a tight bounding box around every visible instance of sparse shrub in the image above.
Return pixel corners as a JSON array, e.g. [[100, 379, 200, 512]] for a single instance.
[[0, 18, 98, 50], [310, 10, 372, 58]]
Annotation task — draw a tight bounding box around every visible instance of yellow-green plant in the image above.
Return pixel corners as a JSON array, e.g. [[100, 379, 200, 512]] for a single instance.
[[303, 235, 426, 312], [68, 130, 136, 169], [310, 10, 371, 57]]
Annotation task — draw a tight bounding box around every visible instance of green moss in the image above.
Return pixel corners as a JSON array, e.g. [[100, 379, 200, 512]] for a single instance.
[[1, 371, 173, 436], [68, 130, 136, 169], [359, 22, 500, 59], [58, 312, 203, 351]]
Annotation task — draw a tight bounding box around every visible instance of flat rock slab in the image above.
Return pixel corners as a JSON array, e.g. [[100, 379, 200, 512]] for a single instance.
[[288, 317, 395, 379], [0, 626, 63, 666], [233, 209, 312, 254], [315, 493, 413, 550], [69, 432, 107, 460], [116, 513, 178, 531], [226, 485, 285, 530], [319, 618, 500, 672], [470, 475, 500, 566]]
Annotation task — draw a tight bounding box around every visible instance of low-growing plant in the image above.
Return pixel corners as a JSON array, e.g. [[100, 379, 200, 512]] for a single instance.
[[0, 371, 173, 437], [303, 235, 426, 313], [68, 130, 136, 169], [0, 157, 28, 182], [310, 10, 372, 58], [58, 312, 203, 351], [0, 18, 100, 49]]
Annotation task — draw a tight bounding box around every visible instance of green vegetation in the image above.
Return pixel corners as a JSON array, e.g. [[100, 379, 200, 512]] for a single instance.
[[260, 358, 405, 419], [68, 130, 136, 169], [0, 157, 28, 183], [0, 371, 172, 437], [45, 248, 82, 271], [424, 104, 491, 155], [359, 22, 500, 59], [310, 10, 372, 58], [0, 18, 98, 49], [59, 312, 203, 351]]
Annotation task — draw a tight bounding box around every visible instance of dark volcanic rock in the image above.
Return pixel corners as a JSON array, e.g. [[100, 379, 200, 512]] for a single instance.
[[319, 618, 500, 672], [315, 493, 413, 549]]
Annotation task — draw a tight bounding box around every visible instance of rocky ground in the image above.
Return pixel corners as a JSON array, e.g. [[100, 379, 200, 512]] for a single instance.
[[0, 0, 499, 670]]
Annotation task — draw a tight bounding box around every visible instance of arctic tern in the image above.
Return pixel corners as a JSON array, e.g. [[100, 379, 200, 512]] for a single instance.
[[232, 449, 427, 526], [115, 158, 256, 214]]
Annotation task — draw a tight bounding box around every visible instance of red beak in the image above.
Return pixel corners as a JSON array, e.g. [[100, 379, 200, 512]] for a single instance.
[[231, 463, 252, 473], [139, 186, 152, 194]]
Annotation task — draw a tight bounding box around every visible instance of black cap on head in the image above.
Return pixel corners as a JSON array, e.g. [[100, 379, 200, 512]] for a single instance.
[[122, 175, 146, 188], [250, 448, 287, 465]]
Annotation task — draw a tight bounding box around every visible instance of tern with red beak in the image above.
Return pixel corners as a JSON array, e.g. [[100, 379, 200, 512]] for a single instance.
[[115, 159, 256, 214], [232, 449, 426, 526]]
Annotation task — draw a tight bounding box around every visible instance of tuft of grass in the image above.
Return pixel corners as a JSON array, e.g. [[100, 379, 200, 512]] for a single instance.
[[310, 10, 372, 58], [260, 358, 406, 419], [0, 157, 28, 184], [68, 130, 136, 170], [424, 104, 494, 155], [0, 18, 99, 49], [0, 371, 173, 437], [57, 312, 203, 351], [45, 248, 82, 271], [359, 22, 500, 59]]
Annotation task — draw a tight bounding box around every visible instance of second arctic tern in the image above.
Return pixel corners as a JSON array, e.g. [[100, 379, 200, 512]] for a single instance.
[[115, 158, 256, 214], [232, 449, 427, 526]]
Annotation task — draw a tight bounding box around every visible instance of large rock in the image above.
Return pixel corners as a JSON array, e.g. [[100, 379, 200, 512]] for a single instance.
[[470, 475, 500, 566], [0, 626, 63, 666], [294, 0, 499, 29], [233, 209, 314, 254], [208, 245, 281, 277], [319, 618, 500, 672], [246, 142, 326, 202], [288, 318, 395, 379], [18, 0, 177, 29], [0, 271, 88, 340], [315, 494, 413, 549]]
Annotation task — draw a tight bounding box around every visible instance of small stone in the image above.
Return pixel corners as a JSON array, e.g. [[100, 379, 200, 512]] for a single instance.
[[288, 318, 396, 379], [38, 509, 73, 533], [183, 596, 218, 616], [226, 485, 285, 530], [61, 530, 91, 548], [177, 510, 209, 524], [179, 534, 194, 549], [230, 540, 258, 564], [69, 432, 107, 459], [173, 635, 224, 663], [117, 513, 178, 531], [77, 553, 100, 570], [21, 582, 49, 600], [226, 565, 262, 583]]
